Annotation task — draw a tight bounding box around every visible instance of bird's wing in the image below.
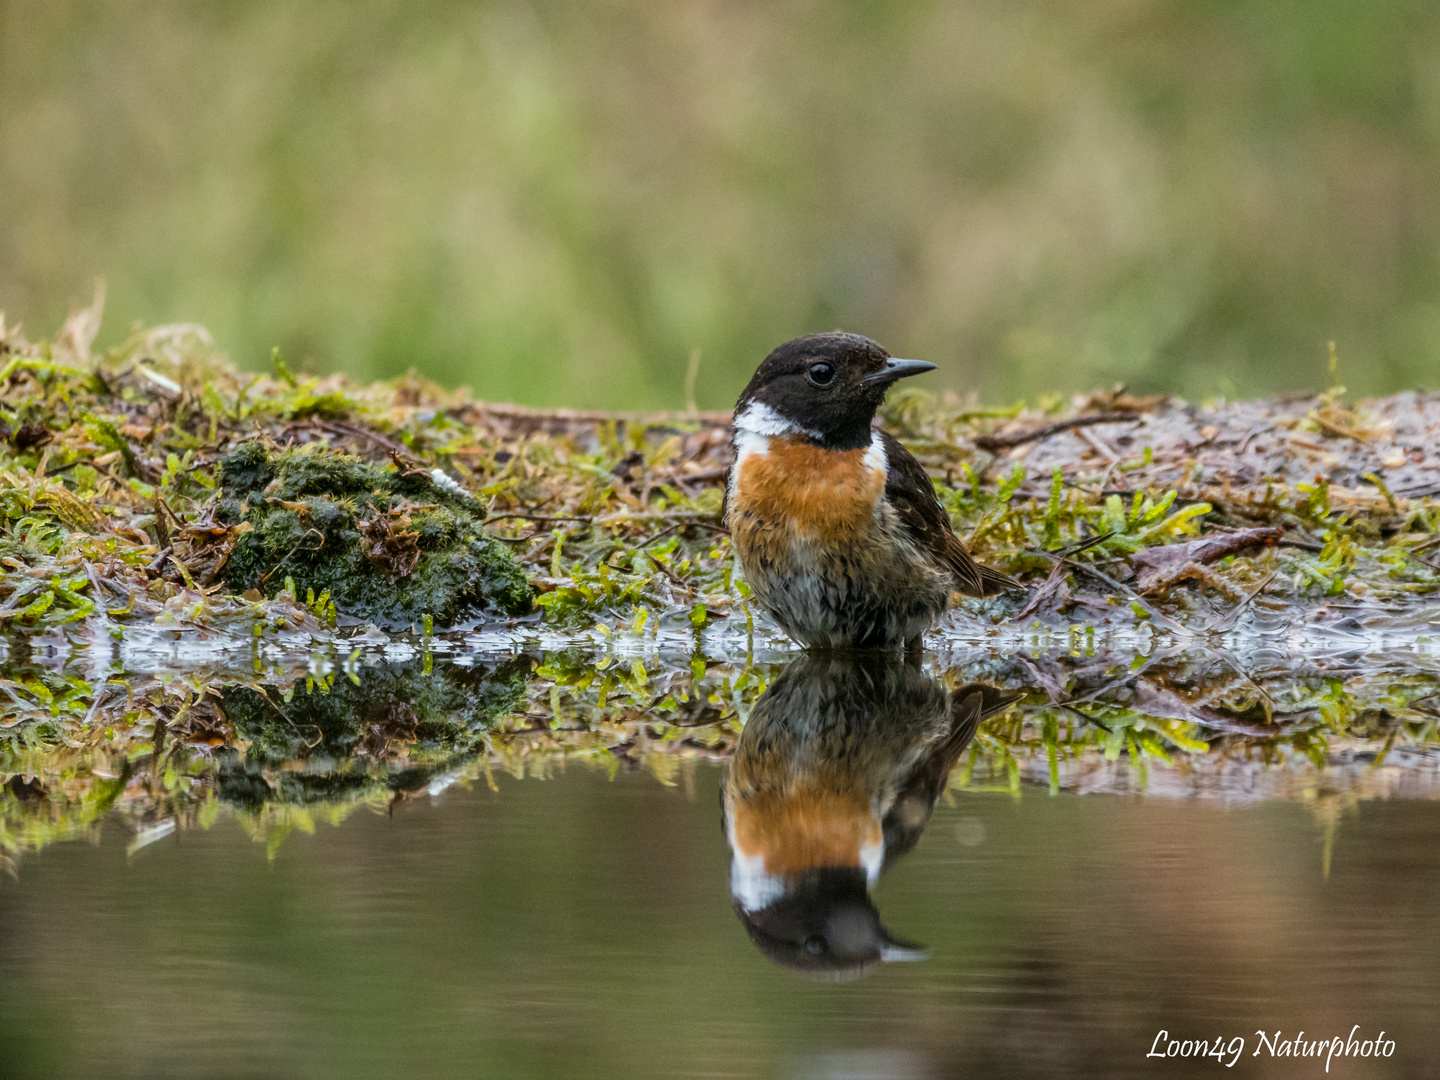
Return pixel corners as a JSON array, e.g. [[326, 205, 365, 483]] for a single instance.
[[878, 430, 1014, 597], [880, 683, 1023, 868]]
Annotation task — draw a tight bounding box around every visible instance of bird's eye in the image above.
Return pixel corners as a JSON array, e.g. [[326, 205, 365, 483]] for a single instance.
[[803, 935, 827, 955], [807, 362, 836, 387]]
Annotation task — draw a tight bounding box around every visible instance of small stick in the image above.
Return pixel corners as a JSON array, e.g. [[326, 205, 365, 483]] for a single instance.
[[41, 458, 92, 477], [258, 528, 325, 584], [320, 420, 407, 455], [973, 413, 1136, 452], [644, 551, 692, 592], [1207, 570, 1279, 633], [1309, 415, 1368, 442], [1062, 556, 1189, 634], [485, 513, 594, 526], [1075, 425, 1120, 464]]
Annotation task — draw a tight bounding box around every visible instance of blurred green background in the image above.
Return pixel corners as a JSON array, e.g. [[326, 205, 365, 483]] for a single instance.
[[3, 0, 1440, 409]]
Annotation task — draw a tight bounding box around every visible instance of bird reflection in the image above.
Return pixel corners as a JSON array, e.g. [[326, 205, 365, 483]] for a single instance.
[[724, 654, 1018, 978]]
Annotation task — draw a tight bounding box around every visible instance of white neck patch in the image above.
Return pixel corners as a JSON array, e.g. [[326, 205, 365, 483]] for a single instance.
[[861, 430, 888, 477], [730, 851, 787, 913], [734, 400, 821, 441]]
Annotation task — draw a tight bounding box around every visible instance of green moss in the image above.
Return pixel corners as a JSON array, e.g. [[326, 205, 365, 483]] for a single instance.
[[218, 440, 532, 629]]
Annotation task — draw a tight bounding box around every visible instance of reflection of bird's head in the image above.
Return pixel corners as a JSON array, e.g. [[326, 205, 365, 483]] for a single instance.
[[734, 867, 926, 980], [724, 654, 1018, 976]]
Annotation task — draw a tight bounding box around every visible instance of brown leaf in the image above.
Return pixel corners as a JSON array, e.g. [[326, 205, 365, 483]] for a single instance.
[[1131, 528, 1283, 592]]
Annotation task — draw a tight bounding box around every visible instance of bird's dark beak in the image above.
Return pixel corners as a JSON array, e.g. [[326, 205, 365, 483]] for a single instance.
[[863, 358, 936, 385]]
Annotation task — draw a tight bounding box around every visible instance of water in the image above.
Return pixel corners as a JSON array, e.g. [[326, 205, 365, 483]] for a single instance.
[[2, 773, 1436, 1078], [2, 641, 1438, 1078]]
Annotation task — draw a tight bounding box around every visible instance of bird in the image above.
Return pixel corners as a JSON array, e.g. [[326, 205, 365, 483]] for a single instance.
[[725, 332, 1015, 651], [723, 654, 1020, 978]]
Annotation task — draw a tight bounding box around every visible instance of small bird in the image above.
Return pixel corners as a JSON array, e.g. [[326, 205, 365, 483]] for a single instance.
[[723, 654, 1020, 977], [726, 332, 1015, 650]]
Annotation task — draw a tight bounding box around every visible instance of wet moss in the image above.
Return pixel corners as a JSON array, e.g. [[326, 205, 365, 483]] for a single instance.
[[219, 440, 532, 629]]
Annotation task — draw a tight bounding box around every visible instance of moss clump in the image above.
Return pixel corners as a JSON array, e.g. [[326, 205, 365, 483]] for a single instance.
[[219, 440, 532, 629]]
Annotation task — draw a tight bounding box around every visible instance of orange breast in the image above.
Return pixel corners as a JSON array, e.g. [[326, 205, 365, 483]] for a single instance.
[[734, 437, 884, 545], [731, 788, 881, 877]]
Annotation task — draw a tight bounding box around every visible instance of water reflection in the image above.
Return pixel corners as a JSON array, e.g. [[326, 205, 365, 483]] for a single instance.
[[724, 655, 1016, 977], [4, 638, 1440, 876]]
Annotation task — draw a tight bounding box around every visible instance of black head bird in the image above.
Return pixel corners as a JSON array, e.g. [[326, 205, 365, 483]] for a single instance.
[[734, 332, 936, 451], [726, 332, 1017, 650]]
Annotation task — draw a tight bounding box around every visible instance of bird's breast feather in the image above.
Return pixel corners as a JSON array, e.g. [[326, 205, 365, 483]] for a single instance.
[[731, 434, 887, 545]]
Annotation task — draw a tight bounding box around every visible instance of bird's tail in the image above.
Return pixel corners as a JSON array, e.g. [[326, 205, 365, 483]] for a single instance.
[[976, 564, 1019, 597]]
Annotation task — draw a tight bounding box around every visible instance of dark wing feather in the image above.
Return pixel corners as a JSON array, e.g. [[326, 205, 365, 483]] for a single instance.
[[881, 683, 1023, 869], [878, 430, 1014, 597]]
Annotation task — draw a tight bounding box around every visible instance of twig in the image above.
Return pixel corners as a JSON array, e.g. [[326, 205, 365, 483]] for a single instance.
[[1309, 415, 1368, 442], [1235, 423, 1274, 455], [1207, 570, 1278, 633], [671, 466, 730, 484], [1012, 560, 1067, 622], [644, 552, 692, 593], [1075, 425, 1120, 464], [1061, 556, 1189, 634], [485, 513, 594, 526], [319, 420, 407, 455], [258, 528, 325, 584], [41, 458, 92, 477], [465, 402, 733, 427], [1024, 532, 1116, 560], [973, 413, 1136, 452], [637, 520, 716, 547]]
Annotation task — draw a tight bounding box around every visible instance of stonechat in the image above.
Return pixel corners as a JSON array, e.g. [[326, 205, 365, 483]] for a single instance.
[[726, 332, 1015, 650]]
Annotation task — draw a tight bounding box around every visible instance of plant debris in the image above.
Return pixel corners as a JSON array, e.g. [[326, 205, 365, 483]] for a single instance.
[[2, 296, 1438, 643], [3, 297, 1440, 870]]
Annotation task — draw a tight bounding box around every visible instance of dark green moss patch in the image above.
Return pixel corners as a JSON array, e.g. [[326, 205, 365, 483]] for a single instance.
[[218, 440, 532, 629]]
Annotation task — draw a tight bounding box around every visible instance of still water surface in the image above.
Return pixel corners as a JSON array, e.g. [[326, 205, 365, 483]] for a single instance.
[[2, 754, 1437, 1077], [3, 642, 1440, 1078]]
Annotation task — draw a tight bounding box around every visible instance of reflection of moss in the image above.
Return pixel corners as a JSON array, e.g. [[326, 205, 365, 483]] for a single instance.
[[219, 440, 532, 629], [214, 658, 527, 810], [221, 658, 529, 766], [214, 757, 381, 810]]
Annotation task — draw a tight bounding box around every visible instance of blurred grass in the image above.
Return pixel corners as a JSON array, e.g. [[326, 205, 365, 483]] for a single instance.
[[3, 0, 1440, 408]]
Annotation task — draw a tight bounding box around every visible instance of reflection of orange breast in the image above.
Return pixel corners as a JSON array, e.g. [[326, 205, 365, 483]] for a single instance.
[[731, 787, 882, 877], [732, 437, 885, 547]]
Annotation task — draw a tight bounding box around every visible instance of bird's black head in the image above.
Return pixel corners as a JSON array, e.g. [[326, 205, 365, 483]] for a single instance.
[[733, 333, 935, 450], [734, 867, 927, 980]]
